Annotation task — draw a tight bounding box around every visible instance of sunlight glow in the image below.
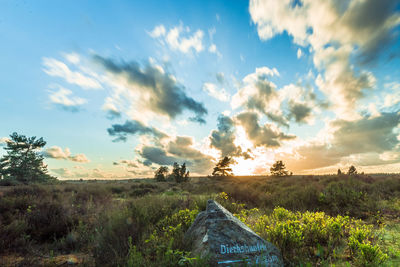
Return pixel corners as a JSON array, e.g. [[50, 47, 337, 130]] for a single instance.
[[231, 157, 257, 176]]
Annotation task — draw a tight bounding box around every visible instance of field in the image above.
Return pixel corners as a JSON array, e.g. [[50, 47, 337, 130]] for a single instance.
[[1, 174, 399, 266]]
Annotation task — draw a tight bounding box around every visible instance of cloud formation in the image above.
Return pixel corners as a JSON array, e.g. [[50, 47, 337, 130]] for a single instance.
[[231, 66, 280, 113], [139, 146, 179, 166], [137, 135, 214, 174], [0, 137, 10, 146], [202, 82, 230, 102], [43, 57, 101, 89], [43, 146, 90, 163], [236, 111, 296, 148], [166, 136, 214, 172], [285, 112, 400, 171], [210, 115, 252, 158], [48, 87, 87, 112], [249, 0, 400, 118], [149, 24, 205, 54], [107, 120, 167, 142], [232, 67, 318, 126], [94, 56, 208, 123]]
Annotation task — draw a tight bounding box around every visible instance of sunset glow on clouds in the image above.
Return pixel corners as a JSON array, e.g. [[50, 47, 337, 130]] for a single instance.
[[1, 0, 400, 179]]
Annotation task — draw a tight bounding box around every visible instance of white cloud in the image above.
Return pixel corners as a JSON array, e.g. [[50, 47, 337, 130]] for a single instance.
[[0, 137, 10, 146], [209, 44, 217, 53], [148, 24, 166, 38], [69, 154, 90, 163], [48, 86, 87, 111], [231, 66, 279, 110], [297, 48, 302, 59], [63, 52, 80, 65], [44, 146, 90, 163], [202, 82, 230, 102], [149, 24, 205, 54], [43, 57, 102, 89], [208, 43, 222, 58], [149, 23, 220, 56]]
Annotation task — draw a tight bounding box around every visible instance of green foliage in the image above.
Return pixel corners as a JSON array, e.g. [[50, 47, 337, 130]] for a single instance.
[[172, 162, 190, 183], [155, 166, 169, 182], [238, 206, 388, 265], [318, 179, 372, 217], [270, 160, 290, 177], [0, 132, 56, 184], [212, 156, 234, 176]]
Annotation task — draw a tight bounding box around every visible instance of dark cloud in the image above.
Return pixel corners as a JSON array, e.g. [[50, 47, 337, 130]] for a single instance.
[[236, 112, 296, 148], [56, 105, 82, 113], [266, 112, 289, 127], [138, 146, 179, 166], [120, 160, 138, 168], [167, 136, 214, 172], [106, 109, 121, 120], [342, 0, 400, 64], [288, 102, 312, 123], [210, 115, 252, 158], [94, 56, 208, 123], [246, 79, 277, 113], [216, 72, 225, 84], [137, 136, 214, 173], [107, 120, 167, 142], [331, 112, 400, 155]]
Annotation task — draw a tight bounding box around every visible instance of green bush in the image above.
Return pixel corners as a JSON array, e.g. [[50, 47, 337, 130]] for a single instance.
[[239, 207, 387, 265]]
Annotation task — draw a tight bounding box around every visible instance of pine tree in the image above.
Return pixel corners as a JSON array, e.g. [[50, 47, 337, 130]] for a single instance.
[[348, 165, 357, 176], [270, 160, 290, 177], [212, 156, 234, 176], [0, 132, 56, 184]]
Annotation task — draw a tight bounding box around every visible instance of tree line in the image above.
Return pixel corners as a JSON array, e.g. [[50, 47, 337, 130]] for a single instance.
[[0, 132, 362, 185]]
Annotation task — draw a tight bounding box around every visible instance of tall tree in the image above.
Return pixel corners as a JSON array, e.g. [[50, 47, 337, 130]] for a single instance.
[[172, 162, 189, 183], [212, 156, 234, 177], [270, 160, 290, 177], [0, 132, 56, 184], [348, 165, 357, 176], [154, 166, 169, 182]]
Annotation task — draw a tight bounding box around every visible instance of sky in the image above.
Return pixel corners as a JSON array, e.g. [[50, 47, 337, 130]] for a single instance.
[[1, 0, 400, 179]]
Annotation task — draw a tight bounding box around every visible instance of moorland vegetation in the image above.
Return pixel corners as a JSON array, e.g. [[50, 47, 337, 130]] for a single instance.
[[0, 133, 399, 266]]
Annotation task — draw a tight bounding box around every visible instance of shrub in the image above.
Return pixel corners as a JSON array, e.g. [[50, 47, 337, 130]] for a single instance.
[[238, 207, 387, 265], [26, 202, 73, 242]]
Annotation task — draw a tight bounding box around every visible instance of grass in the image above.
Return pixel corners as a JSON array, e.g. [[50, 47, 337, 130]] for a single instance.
[[0, 174, 399, 266]]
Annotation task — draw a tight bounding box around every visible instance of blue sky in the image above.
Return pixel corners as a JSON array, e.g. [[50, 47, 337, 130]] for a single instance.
[[1, 0, 400, 179]]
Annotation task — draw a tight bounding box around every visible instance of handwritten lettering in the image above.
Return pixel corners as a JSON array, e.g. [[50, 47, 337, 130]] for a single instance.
[[219, 243, 267, 255]]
